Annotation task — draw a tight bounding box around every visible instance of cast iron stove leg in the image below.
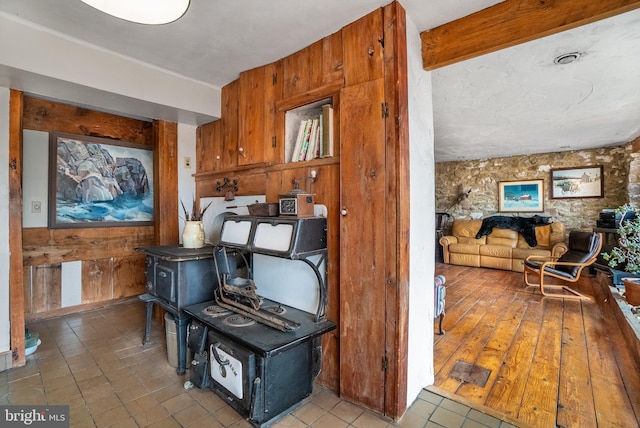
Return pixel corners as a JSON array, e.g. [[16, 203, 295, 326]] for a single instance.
[[175, 314, 189, 375]]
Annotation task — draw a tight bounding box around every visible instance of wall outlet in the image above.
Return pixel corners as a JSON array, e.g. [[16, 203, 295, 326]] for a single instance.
[[184, 157, 192, 168], [32, 201, 41, 213]]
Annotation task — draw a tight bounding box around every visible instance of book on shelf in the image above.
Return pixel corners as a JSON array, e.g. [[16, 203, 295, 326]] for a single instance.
[[298, 119, 312, 161], [321, 104, 334, 158], [305, 118, 319, 161], [290, 120, 307, 162]]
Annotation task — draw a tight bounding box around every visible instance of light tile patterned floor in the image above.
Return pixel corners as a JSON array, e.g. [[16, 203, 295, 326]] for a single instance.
[[1, 301, 521, 427]]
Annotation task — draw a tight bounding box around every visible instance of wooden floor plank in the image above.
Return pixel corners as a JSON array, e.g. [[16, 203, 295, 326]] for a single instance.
[[434, 263, 640, 428], [517, 299, 564, 427], [556, 300, 597, 428]]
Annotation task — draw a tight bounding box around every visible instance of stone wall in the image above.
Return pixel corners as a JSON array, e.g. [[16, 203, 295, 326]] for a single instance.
[[435, 144, 633, 233]]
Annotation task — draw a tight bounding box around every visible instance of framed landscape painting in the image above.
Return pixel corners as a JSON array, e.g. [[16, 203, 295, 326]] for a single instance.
[[551, 166, 603, 199], [48, 132, 154, 228], [499, 180, 544, 213]]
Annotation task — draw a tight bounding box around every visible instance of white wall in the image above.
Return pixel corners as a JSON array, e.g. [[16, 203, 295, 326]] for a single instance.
[[0, 11, 220, 126], [177, 123, 197, 243], [22, 130, 48, 228], [406, 14, 436, 405], [0, 87, 10, 352]]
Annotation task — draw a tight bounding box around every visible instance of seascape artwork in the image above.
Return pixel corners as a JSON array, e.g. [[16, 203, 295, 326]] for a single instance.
[[50, 133, 154, 228]]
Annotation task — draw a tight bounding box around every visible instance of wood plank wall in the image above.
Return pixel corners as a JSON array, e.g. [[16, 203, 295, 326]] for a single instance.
[[20, 96, 164, 320]]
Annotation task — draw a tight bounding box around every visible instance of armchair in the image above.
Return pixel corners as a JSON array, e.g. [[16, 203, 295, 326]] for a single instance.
[[523, 231, 602, 300]]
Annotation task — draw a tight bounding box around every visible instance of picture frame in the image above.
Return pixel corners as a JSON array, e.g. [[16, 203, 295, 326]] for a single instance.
[[48, 132, 154, 229], [499, 180, 544, 213], [550, 166, 604, 199]]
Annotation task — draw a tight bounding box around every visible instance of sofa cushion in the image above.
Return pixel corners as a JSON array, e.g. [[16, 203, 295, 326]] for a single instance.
[[451, 220, 485, 244], [480, 244, 512, 258], [450, 243, 480, 255], [487, 228, 518, 247], [512, 247, 551, 260]]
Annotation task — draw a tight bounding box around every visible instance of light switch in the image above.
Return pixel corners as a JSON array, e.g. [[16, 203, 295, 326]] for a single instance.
[[32, 201, 41, 213], [184, 157, 192, 168]]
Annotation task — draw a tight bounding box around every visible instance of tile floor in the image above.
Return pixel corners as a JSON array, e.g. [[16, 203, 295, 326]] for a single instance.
[[1, 301, 522, 427]]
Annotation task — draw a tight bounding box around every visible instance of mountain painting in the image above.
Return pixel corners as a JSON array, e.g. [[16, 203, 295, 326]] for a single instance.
[[49, 132, 154, 228]]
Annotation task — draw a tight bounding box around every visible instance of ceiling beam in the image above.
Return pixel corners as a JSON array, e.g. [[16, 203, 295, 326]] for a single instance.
[[421, 0, 640, 70]]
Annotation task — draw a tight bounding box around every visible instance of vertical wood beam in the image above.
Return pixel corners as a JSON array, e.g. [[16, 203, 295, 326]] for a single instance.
[[383, 1, 410, 420], [9, 90, 25, 367], [153, 120, 179, 245], [421, 0, 640, 70]]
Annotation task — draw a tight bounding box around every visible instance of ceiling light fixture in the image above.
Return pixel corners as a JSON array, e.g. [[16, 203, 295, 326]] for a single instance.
[[554, 52, 581, 65], [81, 0, 190, 25]]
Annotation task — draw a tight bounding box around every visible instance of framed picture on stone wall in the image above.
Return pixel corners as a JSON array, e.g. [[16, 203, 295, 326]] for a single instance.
[[48, 132, 154, 229], [498, 180, 544, 213], [550, 165, 604, 199]]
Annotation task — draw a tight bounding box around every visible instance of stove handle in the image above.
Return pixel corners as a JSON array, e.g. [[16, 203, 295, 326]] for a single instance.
[[210, 342, 230, 366]]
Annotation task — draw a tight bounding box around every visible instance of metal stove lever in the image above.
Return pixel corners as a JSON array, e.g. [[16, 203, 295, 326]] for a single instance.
[[210, 342, 230, 366]]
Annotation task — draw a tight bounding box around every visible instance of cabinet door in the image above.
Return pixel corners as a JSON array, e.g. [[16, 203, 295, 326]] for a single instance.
[[238, 64, 279, 166], [221, 79, 239, 170], [339, 78, 386, 412], [342, 7, 384, 86], [196, 120, 222, 173]]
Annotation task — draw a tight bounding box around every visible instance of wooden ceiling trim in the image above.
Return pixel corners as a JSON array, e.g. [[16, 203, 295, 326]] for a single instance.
[[421, 0, 640, 70]]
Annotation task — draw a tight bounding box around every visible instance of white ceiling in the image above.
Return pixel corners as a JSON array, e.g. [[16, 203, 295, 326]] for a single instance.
[[0, 0, 638, 162]]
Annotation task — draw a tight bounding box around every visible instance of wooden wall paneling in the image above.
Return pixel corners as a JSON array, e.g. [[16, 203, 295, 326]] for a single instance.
[[82, 258, 114, 303], [382, 2, 409, 420], [238, 66, 266, 166], [263, 61, 282, 164], [9, 89, 25, 366], [320, 31, 345, 86], [342, 7, 385, 87], [22, 226, 154, 266], [313, 163, 341, 390], [23, 267, 32, 314], [283, 45, 312, 99], [154, 120, 179, 245], [221, 80, 239, 170], [31, 264, 62, 313], [196, 173, 268, 198], [339, 78, 387, 413], [265, 170, 282, 202], [113, 255, 147, 299], [196, 120, 221, 174], [309, 39, 326, 90], [22, 96, 153, 144], [421, 0, 640, 71]]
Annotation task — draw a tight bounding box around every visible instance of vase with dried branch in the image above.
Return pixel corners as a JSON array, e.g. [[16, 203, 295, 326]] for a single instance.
[[180, 198, 212, 248]]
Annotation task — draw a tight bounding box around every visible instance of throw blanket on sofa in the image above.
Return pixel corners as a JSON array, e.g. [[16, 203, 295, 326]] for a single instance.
[[475, 215, 551, 247]]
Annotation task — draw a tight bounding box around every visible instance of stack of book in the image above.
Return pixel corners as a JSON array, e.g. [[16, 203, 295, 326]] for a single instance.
[[290, 104, 334, 162]]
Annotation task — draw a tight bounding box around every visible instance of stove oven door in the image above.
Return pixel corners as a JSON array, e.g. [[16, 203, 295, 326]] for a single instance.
[[207, 331, 257, 415]]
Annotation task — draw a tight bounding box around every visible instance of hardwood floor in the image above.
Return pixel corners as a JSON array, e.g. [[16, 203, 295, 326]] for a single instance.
[[432, 262, 640, 428]]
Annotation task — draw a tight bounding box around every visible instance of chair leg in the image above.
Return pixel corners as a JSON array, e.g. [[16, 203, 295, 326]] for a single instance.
[[438, 312, 445, 335], [524, 269, 591, 300]]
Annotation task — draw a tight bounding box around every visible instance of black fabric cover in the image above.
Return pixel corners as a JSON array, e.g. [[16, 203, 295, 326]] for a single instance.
[[554, 231, 599, 277]]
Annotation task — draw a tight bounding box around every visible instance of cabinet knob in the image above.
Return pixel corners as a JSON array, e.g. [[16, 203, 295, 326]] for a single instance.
[[341, 209, 348, 216], [238, 147, 246, 157]]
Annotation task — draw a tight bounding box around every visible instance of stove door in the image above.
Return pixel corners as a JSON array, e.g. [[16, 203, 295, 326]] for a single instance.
[[207, 331, 256, 412]]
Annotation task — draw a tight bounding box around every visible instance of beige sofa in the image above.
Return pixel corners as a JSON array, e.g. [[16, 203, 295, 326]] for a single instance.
[[439, 219, 568, 273]]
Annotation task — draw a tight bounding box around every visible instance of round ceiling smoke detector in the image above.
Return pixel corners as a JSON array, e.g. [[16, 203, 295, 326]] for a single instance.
[[554, 52, 581, 65]]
